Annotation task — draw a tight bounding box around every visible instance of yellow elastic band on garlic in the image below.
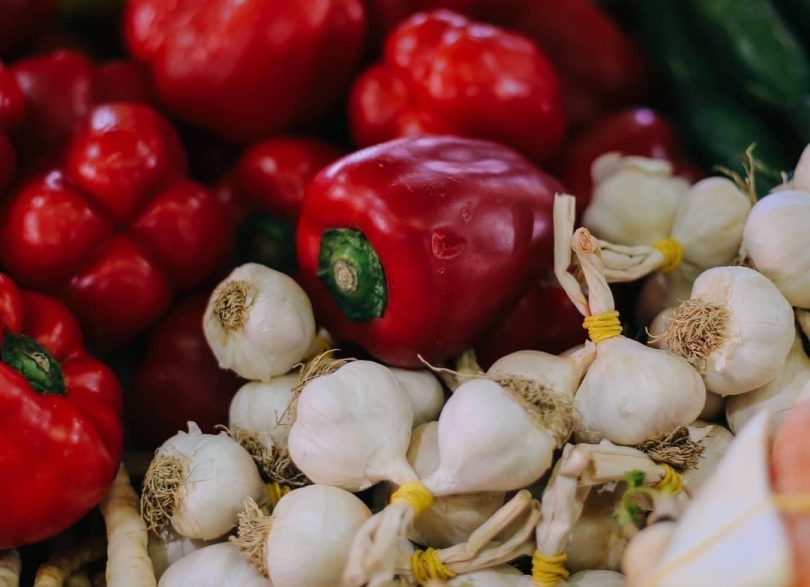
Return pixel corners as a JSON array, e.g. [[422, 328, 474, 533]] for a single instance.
[[265, 482, 291, 509], [411, 548, 456, 585], [532, 551, 569, 586], [390, 481, 434, 516], [653, 238, 683, 274], [583, 310, 622, 343], [653, 464, 683, 494]]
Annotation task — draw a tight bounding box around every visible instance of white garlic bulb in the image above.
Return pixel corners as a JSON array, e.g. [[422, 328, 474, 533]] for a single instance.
[[148, 528, 219, 580], [142, 423, 264, 541], [158, 543, 271, 587], [659, 266, 794, 396], [741, 190, 810, 308], [389, 368, 445, 428], [584, 154, 688, 246], [204, 263, 316, 381], [726, 330, 810, 433], [229, 373, 298, 447]]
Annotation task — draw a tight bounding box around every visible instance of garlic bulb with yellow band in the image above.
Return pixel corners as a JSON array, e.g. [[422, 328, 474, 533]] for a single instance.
[[655, 265, 794, 396], [554, 194, 705, 445]]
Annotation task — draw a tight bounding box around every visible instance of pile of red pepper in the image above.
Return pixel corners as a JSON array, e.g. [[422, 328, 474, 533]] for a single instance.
[[0, 0, 713, 557]]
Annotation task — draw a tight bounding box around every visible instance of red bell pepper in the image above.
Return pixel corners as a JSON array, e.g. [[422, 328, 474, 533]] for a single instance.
[[0, 0, 56, 58], [130, 293, 243, 450], [0, 273, 123, 549], [0, 64, 25, 192], [0, 103, 231, 346], [216, 138, 342, 274], [557, 108, 704, 210], [296, 136, 562, 367], [124, 0, 367, 143], [350, 10, 565, 163], [10, 50, 154, 170]]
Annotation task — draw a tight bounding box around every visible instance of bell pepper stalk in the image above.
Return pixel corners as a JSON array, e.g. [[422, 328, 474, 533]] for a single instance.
[[124, 0, 367, 143], [296, 136, 562, 367], [0, 103, 231, 346], [216, 138, 342, 275], [130, 292, 244, 450], [0, 273, 123, 549], [349, 9, 566, 163]]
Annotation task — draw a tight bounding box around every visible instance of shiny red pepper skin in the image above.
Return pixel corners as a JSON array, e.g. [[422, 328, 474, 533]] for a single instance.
[[11, 50, 154, 169], [130, 293, 243, 450], [0, 64, 25, 192], [0, 273, 123, 548], [297, 136, 562, 367], [124, 0, 367, 143], [0, 103, 231, 346], [557, 108, 703, 210], [350, 10, 565, 163], [0, 0, 56, 58]]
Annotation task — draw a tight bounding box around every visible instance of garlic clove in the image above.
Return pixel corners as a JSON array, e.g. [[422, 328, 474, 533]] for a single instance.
[[203, 263, 316, 381], [389, 368, 445, 428]]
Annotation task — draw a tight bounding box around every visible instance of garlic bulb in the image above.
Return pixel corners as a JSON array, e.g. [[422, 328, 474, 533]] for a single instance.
[[555, 194, 705, 445], [680, 421, 733, 494], [141, 423, 264, 540], [726, 329, 810, 433], [158, 543, 271, 587], [657, 266, 794, 396], [148, 528, 219, 580], [389, 368, 445, 428], [584, 154, 688, 246], [204, 263, 316, 381], [404, 422, 506, 548], [741, 190, 810, 308], [643, 412, 793, 586], [567, 571, 628, 587], [229, 374, 297, 447], [287, 360, 416, 491]]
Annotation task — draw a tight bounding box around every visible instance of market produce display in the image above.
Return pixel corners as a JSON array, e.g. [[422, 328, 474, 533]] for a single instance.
[[4, 1, 810, 586]]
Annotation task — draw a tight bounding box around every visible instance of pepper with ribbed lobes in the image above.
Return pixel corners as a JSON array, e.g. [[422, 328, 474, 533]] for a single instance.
[[296, 135, 563, 368]]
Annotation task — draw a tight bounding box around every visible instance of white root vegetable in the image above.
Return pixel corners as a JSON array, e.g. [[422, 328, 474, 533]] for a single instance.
[[101, 465, 156, 587], [635, 412, 793, 587], [141, 422, 264, 540], [147, 529, 216, 580], [554, 194, 705, 445], [655, 265, 794, 396], [390, 368, 445, 428], [741, 190, 810, 308], [0, 551, 20, 587], [158, 543, 270, 587], [204, 263, 316, 381], [583, 154, 687, 246], [726, 329, 810, 433], [33, 539, 105, 587]]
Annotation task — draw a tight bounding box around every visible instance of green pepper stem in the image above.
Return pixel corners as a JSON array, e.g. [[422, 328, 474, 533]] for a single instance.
[[2, 333, 66, 395], [318, 228, 387, 322]]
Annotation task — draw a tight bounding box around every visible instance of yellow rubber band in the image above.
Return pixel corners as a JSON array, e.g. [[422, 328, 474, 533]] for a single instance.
[[654, 464, 683, 494], [532, 551, 569, 586], [583, 310, 622, 343], [390, 481, 434, 516], [653, 238, 683, 274], [411, 548, 455, 585], [265, 482, 291, 509]]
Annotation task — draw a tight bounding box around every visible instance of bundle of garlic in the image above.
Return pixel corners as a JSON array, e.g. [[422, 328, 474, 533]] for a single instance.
[[203, 263, 316, 381], [158, 543, 271, 587], [652, 265, 794, 396], [338, 358, 582, 586], [623, 412, 794, 587], [553, 194, 705, 445], [533, 441, 688, 586], [726, 327, 810, 433], [231, 484, 372, 587], [141, 422, 264, 540]]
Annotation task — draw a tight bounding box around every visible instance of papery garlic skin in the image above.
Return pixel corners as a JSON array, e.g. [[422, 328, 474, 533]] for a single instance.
[[266, 485, 372, 587], [681, 421, 734, 494], [566, 570, 628, 587], [405, 422, 505, 548], [158, 542, 271, 587], [584, 154, 687, 246], [389, 368, 445, 428], [574, 337, 705, 445], [229, 374, 298, 446], [148, 528, 218, 580], [685, 266, 794, 396], [423, 378, 557, 494], [566, 487, 626, 572], [742, 191, 810, 308], [288, 361, 415, 491], [204, 263, 316, 381], [726, 332, 810, 433], [157, 423, 264, 540]]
